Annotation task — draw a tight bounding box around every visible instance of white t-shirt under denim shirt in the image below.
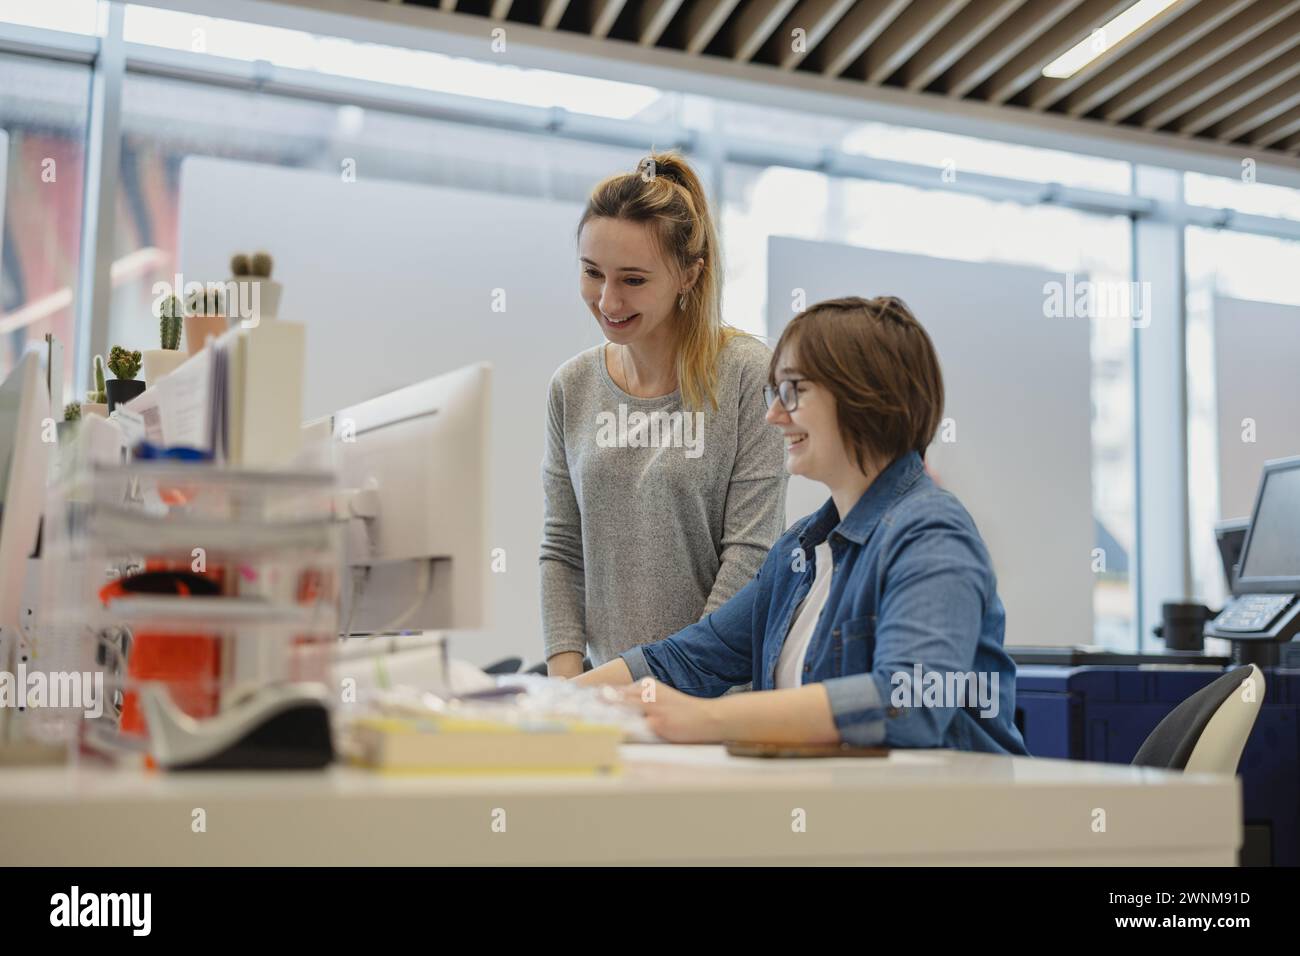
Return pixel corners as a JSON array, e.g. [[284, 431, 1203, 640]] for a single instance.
[[774, 541, 834, 688], [539, 334, 788, 667]]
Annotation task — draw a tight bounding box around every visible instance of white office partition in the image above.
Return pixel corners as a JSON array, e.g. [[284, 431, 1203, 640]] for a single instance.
[[179, 157, 599, 666], [0, 130, 8, 307], [768, 238, 1094, 646], [1214, 295, 1300, 519]]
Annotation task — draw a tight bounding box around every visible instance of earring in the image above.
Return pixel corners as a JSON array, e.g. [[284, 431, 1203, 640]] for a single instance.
[[678, 293, 687, 310]]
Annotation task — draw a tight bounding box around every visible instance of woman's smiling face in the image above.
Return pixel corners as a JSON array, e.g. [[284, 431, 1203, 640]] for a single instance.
[[765, 345, 857, 485], [579, 217, 695, 345]]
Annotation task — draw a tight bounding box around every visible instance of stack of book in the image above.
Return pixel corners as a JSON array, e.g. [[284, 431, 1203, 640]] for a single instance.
[[347, 712, 622, 775]]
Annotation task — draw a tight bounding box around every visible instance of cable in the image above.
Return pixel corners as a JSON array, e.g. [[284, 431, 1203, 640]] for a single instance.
[[379, 559, 433, 633], [342, 565, 369, 640]]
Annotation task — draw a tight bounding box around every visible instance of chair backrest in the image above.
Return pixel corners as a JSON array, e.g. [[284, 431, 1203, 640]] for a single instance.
[[1132, 664, 1265, 773]]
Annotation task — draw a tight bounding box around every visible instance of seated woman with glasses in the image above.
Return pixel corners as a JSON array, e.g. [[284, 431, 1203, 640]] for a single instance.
[[574, 295, 1028, 754]]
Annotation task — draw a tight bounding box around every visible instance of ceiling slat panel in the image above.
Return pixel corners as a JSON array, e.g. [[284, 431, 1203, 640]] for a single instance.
[[1099, 0, 1300, 123], [983, 0, 1133, 105], [861, 0, 972, 83], [812, 0, 912, 78], [897, 0, 1025, 91], [722, 0, 801, 63], [591, 0, 629, 40], [683, 0, 743, 54], [540, 0, 572, 30], [638, 0, 686, 46], [1174, 40, 1300, 134], [1208, 74, 1300, 142], [342, 0, 1300, 165], [1028, 0, 1236, 113], [767, 0, 859, 71], [1144, 23, 1300, 130], [1245, 102, 1300, 148], [940, 0, 1083, 98]]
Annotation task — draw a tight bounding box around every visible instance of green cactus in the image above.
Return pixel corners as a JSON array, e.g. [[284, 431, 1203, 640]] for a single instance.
[[86, 354, 107, 404], [231, 253, 250, 277], [63, 402, 81, 422], [250, 251, 273, 278], [107, 346, 142, 381], [157, 294, 183, 350]]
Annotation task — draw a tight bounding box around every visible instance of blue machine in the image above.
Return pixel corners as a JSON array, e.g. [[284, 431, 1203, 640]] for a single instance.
[[1012, 456, 1300, 866], [1014, 663, 1298, 867]]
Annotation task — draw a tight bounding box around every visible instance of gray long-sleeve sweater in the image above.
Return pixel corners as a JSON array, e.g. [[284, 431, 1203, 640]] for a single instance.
[[540, 334, 789, 666]]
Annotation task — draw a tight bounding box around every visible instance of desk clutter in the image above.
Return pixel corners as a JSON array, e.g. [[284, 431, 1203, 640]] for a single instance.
[[333, 659, 648, 774], [0, 264, 644, 777], [19, 449, 644, 774], [35, 459, 343, 770]]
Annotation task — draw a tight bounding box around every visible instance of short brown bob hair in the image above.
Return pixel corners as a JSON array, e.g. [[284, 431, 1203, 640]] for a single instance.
[[769, 295, 945, 472]]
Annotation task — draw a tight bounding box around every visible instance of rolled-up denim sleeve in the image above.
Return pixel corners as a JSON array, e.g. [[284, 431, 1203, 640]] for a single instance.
[[821, 673, 887, 746], [619, 560, 764, 697]]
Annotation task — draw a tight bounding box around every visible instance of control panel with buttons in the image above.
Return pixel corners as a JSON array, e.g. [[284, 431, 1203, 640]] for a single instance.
[[1206, 592, 1300, 642]]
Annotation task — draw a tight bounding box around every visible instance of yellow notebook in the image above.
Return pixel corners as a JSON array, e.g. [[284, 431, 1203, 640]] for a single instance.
[[348, 714, 622, 775]]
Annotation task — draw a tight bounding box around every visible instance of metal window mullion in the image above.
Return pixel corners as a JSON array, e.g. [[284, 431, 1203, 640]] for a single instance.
[[1131, 165, 1192, 650], [73, 2, 125, 396], [0, 22, 99, 64]]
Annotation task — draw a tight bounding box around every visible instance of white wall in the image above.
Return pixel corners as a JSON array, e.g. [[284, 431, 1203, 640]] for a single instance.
[[768, 238, 1094, 647], [1214, 294, 1300, 519], [180, 157, 599, 666], [0, 130, 8, 326]]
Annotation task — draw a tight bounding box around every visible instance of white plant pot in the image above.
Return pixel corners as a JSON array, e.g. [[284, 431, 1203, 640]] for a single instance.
[[229, 277, 281, 327], [82, 402, 108, 419], [142, 348, 187, 385]]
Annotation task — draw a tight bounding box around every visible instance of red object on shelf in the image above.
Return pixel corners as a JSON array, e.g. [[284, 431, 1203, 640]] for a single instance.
[[117, 633, 221, 735], [100, 567, 226, 739]]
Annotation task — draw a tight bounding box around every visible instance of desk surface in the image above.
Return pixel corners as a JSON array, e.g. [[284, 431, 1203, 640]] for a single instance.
[[0, 745, 1240, 865]]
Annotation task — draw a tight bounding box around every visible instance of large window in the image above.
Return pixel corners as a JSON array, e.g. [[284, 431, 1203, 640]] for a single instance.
[[109, 71, 647, 350], [1185, 225, 1300, 617], [0, 52, 90, 399]]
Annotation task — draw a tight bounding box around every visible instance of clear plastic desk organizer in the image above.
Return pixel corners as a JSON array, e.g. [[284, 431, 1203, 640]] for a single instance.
[[36, 461, 343, 763]]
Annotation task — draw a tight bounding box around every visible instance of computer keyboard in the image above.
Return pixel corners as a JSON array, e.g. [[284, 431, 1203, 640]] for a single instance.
[[1214, 593, 1297, 632]]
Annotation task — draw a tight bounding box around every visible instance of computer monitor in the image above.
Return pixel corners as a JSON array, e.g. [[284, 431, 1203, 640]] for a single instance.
[[0, 354, 52, 738], [1235, 456, 1300, 594], [331, 363, 490, 634], [1215, 517, 1250, 592]]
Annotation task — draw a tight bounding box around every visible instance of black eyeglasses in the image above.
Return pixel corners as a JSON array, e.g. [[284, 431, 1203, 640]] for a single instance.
[[764, 378, 807, 413]]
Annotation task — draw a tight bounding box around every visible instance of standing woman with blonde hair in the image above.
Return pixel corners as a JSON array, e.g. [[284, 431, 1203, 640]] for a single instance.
[[541, 151, 787, 677]]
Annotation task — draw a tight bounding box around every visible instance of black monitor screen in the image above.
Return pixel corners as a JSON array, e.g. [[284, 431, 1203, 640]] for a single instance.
[[1240, 464, 1300, 583]]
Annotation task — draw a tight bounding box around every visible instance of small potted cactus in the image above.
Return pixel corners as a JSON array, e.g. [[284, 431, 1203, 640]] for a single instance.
[[82, 355, 109, 418], [143, 294, 188, 384], [56, 403, 80, 444], [57, 400, 81, 442], [105, 345, 144, 412], [184, 285, 229, 356], [229, 250, 280, 327]]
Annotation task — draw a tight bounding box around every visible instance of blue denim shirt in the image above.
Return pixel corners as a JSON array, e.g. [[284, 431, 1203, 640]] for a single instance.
[[622, 451, 1029, 755]]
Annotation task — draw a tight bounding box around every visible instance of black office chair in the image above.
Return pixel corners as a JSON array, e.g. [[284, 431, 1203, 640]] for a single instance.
[[1131, 664, 1265, 773], [483, 657, 523, 675]]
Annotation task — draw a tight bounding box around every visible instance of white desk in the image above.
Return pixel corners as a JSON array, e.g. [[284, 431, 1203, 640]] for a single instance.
[[0, 745, 1240, 865]]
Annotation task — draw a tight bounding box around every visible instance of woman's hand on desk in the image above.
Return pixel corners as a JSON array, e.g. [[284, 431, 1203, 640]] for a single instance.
[[621, 680, 842, 745], [619, 680, 724, 744]]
